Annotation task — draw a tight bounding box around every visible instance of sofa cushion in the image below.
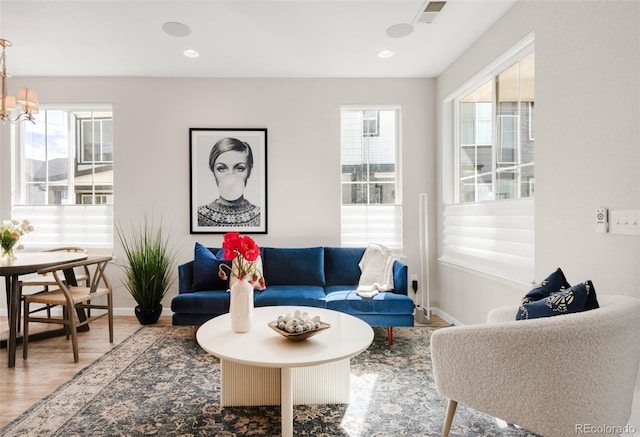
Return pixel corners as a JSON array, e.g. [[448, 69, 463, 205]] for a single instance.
[[190, 243, 230, 292], [520, 267, 570, 304], [324, 286, 415, 315], [171, 290, 230, 314], [324, 247, 366, 286], [262, 247, 325, 286], [516, 280, 599, 320], [254, 285, 327, 308]]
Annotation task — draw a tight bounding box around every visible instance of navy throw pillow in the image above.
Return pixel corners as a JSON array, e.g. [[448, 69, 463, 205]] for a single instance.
[[262, 247, 325, 286], [190, 242, 230, 292], [516, 280, 599, 320], [324, 247, 366, 286], [582, 280, 600, 311], [521, 267, 570, 304]]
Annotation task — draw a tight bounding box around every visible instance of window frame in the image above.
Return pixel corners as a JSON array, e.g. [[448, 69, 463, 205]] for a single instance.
[[340, 105, 403, 251], [451, 35, 535, 204], [14, 104, 113, 207], [9, 103, 114, 250], [78, 117, 113, 164], [440, 32, 535, 285]]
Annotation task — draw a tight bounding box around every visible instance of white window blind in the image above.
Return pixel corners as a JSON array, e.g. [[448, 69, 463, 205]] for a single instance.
[[341, 205, 402, 250], [440, 198, 534, 284], [13, 205, 113, 250]]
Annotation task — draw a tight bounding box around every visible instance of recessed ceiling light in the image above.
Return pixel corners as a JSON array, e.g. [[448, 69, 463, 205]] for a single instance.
[[162, 22, 191, 37], [386, 23, 414, 38], [378, 50, 394, 58], [183, 49, 199, 58]]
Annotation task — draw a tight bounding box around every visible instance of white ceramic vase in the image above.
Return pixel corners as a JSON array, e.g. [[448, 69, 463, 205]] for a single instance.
[[229, 278, 254, 333]]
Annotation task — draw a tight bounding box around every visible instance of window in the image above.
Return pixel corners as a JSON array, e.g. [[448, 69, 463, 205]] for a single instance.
[[459, 81, 493, 202], [79, 117, 113, 164], [441, 33, 535, 284], [457, 51, 535, 203], [340, 106, 402, 250], [362, 110, 380, 137], [11, 104, 114, 250]]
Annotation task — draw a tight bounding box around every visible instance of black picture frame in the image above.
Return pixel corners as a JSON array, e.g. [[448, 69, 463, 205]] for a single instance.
[[190, 128, 267, 234]]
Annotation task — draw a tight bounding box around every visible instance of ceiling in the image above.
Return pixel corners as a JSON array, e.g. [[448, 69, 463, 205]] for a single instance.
[[0, 0, 516, 78]]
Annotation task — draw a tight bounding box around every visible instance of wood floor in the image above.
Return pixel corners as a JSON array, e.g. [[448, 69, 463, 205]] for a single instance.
[[0, 313, 448, 428], [417, 314, 450, 328], [0, 315, 173, 428]]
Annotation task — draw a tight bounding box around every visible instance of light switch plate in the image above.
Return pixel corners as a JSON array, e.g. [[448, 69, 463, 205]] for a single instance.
[[609, 210, 640, 235]]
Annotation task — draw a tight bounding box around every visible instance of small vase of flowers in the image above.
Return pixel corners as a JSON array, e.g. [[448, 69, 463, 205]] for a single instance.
[[218, 232, 264, 332], [0, 219, 34, 261]]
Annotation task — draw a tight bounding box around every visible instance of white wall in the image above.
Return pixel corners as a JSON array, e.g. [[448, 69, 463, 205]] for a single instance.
[[0, 77, 436, 310], [435, 0, 640, 430]]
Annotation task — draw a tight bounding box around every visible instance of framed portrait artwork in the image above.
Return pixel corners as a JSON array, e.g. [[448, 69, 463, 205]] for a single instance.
[[190, 128, 267, 234]]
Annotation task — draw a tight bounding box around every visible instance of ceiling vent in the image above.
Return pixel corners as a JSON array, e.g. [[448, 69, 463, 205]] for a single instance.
[[414, 1, 447, 24]]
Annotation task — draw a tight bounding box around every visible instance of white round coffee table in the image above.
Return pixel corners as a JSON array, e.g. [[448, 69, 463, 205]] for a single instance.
[[197, 306, 374, 437]]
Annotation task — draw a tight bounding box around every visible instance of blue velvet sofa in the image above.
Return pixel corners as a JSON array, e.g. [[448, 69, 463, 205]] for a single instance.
[[171, 244, 414, 344]]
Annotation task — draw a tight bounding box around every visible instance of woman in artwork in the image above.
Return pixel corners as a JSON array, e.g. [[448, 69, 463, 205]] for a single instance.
[[198, 138, 261, 227]]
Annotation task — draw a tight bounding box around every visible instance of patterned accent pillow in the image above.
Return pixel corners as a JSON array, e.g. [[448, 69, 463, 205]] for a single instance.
[[516, 280, 599, 320], [520, 267, 570, 305]]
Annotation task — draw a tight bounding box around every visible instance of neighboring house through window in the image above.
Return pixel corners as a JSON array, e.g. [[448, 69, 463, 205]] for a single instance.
[[340, 106, 402, 251], [458, 51, 535, 202], [11, 104, 114, 250]]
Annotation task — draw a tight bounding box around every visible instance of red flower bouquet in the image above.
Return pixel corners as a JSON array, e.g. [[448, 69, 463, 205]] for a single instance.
[[218, 232, 265, 289]]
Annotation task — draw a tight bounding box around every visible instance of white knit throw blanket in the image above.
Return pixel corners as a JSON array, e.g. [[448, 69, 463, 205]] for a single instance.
[[356, 243, 398, 298]]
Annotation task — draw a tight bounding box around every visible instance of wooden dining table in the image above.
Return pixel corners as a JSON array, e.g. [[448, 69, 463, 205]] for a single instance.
[[1, 251, 88, 367]]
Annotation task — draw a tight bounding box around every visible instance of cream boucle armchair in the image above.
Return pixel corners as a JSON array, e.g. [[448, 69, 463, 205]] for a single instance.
[[431, 295, 640, 437]]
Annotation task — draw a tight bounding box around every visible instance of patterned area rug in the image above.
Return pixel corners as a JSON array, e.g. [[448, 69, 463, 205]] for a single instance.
[[2, 325, 538, 436]]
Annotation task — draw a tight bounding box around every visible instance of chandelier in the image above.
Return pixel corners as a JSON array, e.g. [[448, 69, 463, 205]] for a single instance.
[[0, 39, 39, 124]]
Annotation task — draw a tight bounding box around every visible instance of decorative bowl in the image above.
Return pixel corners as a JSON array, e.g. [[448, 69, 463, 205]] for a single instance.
[[268, 320, 331, 341]]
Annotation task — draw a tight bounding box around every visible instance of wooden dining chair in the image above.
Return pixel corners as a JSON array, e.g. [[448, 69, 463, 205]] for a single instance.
[[18, 247, 91, 327], [22, 256, 113, 363]]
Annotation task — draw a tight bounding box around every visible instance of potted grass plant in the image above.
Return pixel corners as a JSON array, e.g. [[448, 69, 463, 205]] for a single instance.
[[116, 218, 177, 325]]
